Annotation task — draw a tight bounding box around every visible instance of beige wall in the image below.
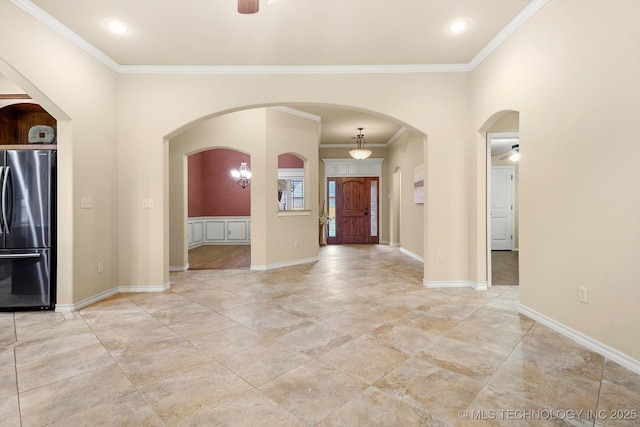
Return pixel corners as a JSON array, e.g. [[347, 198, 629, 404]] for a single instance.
[[470, 0, 640, 360], [116, 72, 470, 288], [0, 2, 119, 305], [387, 131, 425, 258]]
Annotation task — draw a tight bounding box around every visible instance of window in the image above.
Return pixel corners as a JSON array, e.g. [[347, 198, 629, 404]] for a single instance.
[[328, 179, 336, 237], [277, 153, 306, 211]]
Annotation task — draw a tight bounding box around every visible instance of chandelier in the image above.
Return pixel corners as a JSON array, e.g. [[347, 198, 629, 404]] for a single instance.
[[509, 144, 520, 162], [230, 161, 251, 188], [349, 128, 372, 160]]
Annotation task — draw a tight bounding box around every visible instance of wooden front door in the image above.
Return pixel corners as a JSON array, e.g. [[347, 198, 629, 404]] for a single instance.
[[327, 177, 379, 244]]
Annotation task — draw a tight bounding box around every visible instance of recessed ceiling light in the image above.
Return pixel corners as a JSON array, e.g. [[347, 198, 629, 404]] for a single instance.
[[105, 21, 127, 34], [448, 21, 469, 33]]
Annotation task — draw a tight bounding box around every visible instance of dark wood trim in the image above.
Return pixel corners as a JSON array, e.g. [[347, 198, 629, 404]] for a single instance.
[[0, 94, 31, 99]]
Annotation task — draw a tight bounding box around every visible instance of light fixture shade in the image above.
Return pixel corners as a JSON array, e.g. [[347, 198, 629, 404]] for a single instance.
[[238, 0, 259, 14], [349, 128, 372, 160], [349, 148, 373, 160], [231, 161, 251, 188], [509, 144, 520, 162]]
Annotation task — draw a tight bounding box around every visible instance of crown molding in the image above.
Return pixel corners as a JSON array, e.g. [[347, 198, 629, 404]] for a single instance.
[[385, 127, 407, 146], [116, 63, 471, 75], [11, 0, 549, 76], [9, 0, 120, 72], [468, 0, 550, 70], [319, 144, 387, 149]]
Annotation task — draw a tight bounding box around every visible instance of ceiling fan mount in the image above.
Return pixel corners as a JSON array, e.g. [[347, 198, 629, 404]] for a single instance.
[[238, 0, 259, 14]]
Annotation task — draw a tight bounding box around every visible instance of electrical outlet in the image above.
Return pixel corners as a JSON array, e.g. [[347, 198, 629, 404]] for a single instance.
[[578, 286, 588, 303], [293, 240, 298, 248], [80, 197, 93, 209], [98, 262, 104, 273], [436, 253, 443, 263]]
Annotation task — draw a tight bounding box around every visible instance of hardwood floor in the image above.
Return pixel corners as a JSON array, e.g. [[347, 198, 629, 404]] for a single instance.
[[188, 245, 251, 269], [491, 250, 519, 285]]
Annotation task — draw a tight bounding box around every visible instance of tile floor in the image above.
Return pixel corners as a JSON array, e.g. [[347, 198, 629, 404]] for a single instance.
[[1, 245, 639, 426]]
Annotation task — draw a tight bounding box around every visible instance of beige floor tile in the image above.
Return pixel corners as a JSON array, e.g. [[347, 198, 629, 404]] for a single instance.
[[0, 314, 16, 348], [278, 323, 352, 358], [14, 330, 100, 365], [413, 334, 507, 381], [318, 387, 448, 427], [245, 310, 313, 340], [168, 311, 240, 340], [259, 360, 368, 426], [318, 334, 408, 385], [82, 311, 166, 341], [16, 342, 115, 392], [374, 356, 486, 423], [140, 360, 252, 425], [444, 321, 523, 356], [511, 324, 604, 381], [150, 301, 213, 325], [462, 307, 535, 335], [190, 324, 269, 356], [177, 389, 305, 427], [395, 309, 460, 334], [218, 341, 311, 387], [488, 356, 601, 412], [48, 391, 163, 427], [0, 395, 20, 427], [3, 246, 637, 426], [596, 360, 640, 427], [19, 364, 136, 427], [0, 348, 17, 399], [117, 339, 214, 388]]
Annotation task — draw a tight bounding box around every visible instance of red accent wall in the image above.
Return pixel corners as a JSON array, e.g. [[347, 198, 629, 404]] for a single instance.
[[188, 149, 251, 217], [278, 153, 304, 168]]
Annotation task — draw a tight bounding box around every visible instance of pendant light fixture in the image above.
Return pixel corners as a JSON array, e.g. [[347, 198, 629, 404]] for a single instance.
[[349, 128, 372, 160], [230, 161, 251, 188], [238, 0, 259, 14]]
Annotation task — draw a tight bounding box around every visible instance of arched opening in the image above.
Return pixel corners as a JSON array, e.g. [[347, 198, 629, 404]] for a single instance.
[[165, 103, 427, 276], [186, 148, 252, 270], [479, 110, 520, 287]]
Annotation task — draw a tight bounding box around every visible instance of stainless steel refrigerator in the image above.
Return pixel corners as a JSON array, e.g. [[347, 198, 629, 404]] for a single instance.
[[0, 150, 56, 311]]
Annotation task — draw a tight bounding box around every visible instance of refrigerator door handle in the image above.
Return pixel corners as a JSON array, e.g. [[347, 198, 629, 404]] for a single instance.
[[1, 166, 9, 234], [0, 252, 41, 259], [0, 165, 3, 235]]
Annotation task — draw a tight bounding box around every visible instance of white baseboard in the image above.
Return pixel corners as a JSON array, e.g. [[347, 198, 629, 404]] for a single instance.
[[169, 264, 189, 272], [251, 256, 319, 271], [400, 248, 424, 263], [519, 304, 640, 376], [423, 280, 488, 291], [55, 283, 171, 313]]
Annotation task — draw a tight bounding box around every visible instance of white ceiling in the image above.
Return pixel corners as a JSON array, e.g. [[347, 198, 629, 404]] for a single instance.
[[12, 0, 536, 146]]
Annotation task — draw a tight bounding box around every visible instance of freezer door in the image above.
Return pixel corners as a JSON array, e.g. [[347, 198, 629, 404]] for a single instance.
[[3, 151, 53, 249], [0, 249, 51, 310]]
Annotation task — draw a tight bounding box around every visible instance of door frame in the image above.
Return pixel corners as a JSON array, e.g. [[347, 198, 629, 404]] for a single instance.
[[486, 132, 518, 287], [322, 158, 385, 243], [490, 166, 515, 251]]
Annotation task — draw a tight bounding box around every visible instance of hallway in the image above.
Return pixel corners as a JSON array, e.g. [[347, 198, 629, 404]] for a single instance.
[[1, 245, 637, 426]]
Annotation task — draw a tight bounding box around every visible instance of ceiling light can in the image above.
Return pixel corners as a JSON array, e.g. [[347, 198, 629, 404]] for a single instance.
[[448, 21, 469, 33], [105, 21, 128, 34]]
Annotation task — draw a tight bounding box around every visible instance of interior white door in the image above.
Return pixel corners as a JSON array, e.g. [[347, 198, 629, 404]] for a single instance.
[[491, 166, 514, 250]]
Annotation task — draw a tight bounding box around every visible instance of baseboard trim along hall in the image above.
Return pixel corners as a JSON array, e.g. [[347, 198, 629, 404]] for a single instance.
[[519, 304, 640, 376], [400, 248, 424, 263], [55, 283, 171, 312], [251, 256, 319, 271], [169, 264, 189, 272], [423, 280, 488, 291]]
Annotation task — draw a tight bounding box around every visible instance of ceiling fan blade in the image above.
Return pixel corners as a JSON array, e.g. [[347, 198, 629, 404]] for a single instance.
[[238, 0, 259, 14]]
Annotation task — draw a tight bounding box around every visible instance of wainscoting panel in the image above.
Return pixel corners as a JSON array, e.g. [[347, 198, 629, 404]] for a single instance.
[[188, 217, 251, 248]]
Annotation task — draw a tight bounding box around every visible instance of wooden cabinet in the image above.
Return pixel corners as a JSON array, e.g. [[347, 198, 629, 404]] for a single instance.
[[0, 102, 57, 146]]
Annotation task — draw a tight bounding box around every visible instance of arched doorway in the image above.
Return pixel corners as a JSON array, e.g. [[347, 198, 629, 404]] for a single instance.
[[479, 110, 520, 287]]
